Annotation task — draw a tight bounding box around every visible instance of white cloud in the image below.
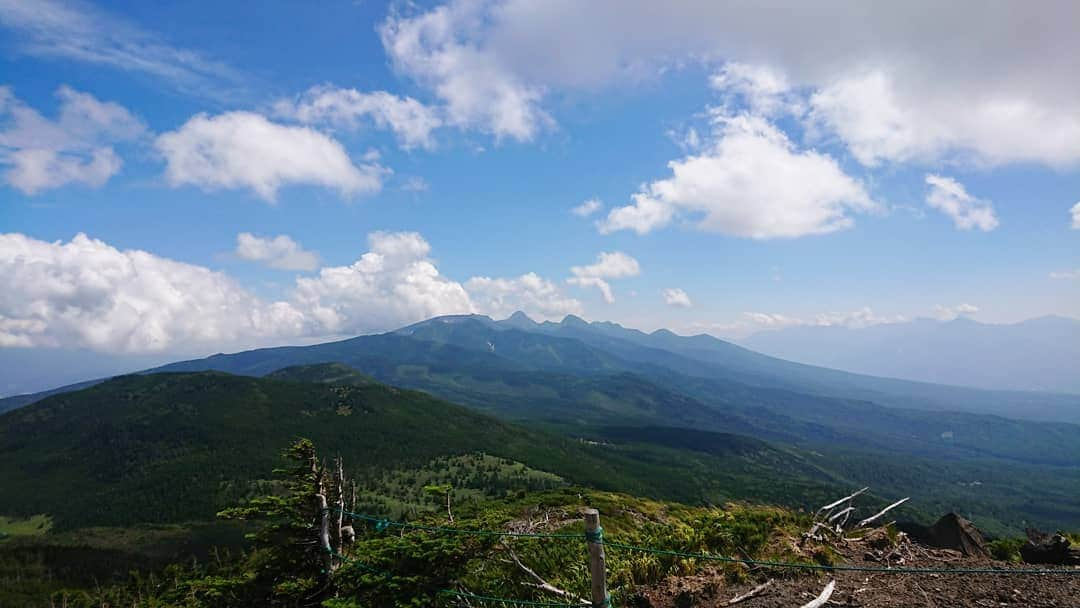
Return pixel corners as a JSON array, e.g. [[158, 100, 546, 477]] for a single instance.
[[292, 231, 475, 334], [693, 307, 908, 339], [293, 231, 581, 333], [925, 174, 999, 231], [571, 198, 603, 217], [275, 85, 442, 150], [465, 272, 582, 320], [810, 69, 1080, 168], [570, 251, 640, 279], [567, 251, 640, 303], [1049, 269, 1079, 280], [155, 111, 385, 201], [402, 176, 430, 192], [376, 2, 1080, 167], [710, 62, 795, 116], [0, 230, 584, 353], [235, 233, 320, 271], [1071, 202, 1080, 230], [0, 85, 144, 194], [0, 232, 305, 352], [379, 1, 551, 141], [600, 113, 875, 238], [662, 288, 692, 308], [934, 303, 980, 320], [566, 277, 616, 304], [0, 0, 241, 98]]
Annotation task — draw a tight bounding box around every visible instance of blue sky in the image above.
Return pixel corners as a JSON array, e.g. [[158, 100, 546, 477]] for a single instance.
[[1, 0, 1078, 394]]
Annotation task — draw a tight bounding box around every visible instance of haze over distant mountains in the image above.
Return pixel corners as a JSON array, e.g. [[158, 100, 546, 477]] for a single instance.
[[741, 315, 1080, 394]]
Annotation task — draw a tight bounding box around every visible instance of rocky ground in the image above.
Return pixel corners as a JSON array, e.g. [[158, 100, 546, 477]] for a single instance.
[[629, 530, 1080, 608]]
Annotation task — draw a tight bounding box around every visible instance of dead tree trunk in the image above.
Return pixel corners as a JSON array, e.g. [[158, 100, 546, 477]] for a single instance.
[[334, 456, 345, 551]]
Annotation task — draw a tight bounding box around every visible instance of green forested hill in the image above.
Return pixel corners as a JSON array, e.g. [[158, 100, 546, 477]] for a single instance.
[[0, 367, 841, 531]]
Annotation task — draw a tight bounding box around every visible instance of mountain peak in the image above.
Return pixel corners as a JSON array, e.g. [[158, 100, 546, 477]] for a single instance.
[[561, 314, 589, 327], [503, 310, 538, 328]]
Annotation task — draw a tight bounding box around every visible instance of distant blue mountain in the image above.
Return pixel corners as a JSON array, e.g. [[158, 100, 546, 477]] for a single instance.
[[4, 313, 1080, 430], [741, 316, 1080, 394]]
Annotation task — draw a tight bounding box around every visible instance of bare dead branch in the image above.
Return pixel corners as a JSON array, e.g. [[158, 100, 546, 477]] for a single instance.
[[723, 579, 773, 606], [828, 506, 854, 523], [502, 541, 589, 605], [817, 488, 869, 514], [857, 498, 910, 528], [799, 580, 835, 608]]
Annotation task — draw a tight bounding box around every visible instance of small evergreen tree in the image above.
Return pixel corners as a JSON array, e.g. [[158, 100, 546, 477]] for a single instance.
[[215, 438, 330, 606]]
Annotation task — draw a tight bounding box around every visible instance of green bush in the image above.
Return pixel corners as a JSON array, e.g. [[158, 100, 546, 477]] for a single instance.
[[988, 538, 1025, 563]]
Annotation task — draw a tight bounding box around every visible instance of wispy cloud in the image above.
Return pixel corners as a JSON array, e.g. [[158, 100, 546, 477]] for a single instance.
[[0, 0, 243, 99], [1050, 269, 1080, 280]]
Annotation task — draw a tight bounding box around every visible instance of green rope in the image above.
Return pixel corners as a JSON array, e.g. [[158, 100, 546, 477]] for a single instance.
[[600, 540, 1080, 575], [439, 589, 593, 607], [584, 526, 603, 543]]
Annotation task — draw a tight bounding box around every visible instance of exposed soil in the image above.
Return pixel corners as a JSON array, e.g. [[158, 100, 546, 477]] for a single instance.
[[629, 532, 1080, 608]]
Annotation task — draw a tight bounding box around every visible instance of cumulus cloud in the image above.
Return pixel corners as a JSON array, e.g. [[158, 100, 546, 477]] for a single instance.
[[710, 62, 795, 116], [571, 198, 603, 217], [934, 303, 980, 320], [375, 2, 1080, 167], [292, 231, 584, 332], [0, 85, 144, 193], [1071, 202, 1080, 229], [0, 232, 305, 353], [0, 230, 583, 353], [379, 1, 551, 141], [600, 113, 875, 238], [293, 231, 474, 334], [810, 69, 1080, 168], [567, 251, 640, 303], [275, 85, 442, 150], [662, 288, 692, 308], [925, 174, 999, 231], [465, 273, 582, 320], [235, 233, 320, 271], [155, 111, 385, 201]]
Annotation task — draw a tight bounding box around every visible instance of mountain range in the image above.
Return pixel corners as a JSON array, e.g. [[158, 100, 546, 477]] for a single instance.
[[3, 312, 1080, 535], [742, 315, 1080, 394]]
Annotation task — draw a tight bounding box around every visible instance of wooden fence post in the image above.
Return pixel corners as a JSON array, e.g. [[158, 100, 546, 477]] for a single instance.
[[584, 508, 608, 607]]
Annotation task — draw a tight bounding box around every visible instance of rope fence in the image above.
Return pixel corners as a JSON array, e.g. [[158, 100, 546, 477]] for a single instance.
[[323, 506, 1080, 608]]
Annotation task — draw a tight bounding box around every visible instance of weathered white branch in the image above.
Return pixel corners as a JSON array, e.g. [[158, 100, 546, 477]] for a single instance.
[[828, 506, 854, 523], [723, 579, 772, 606], [799, 580, 835, 608], [857, 497, 910, 528], [817, 488, 869, 514], [503, 542, 589, 605]]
